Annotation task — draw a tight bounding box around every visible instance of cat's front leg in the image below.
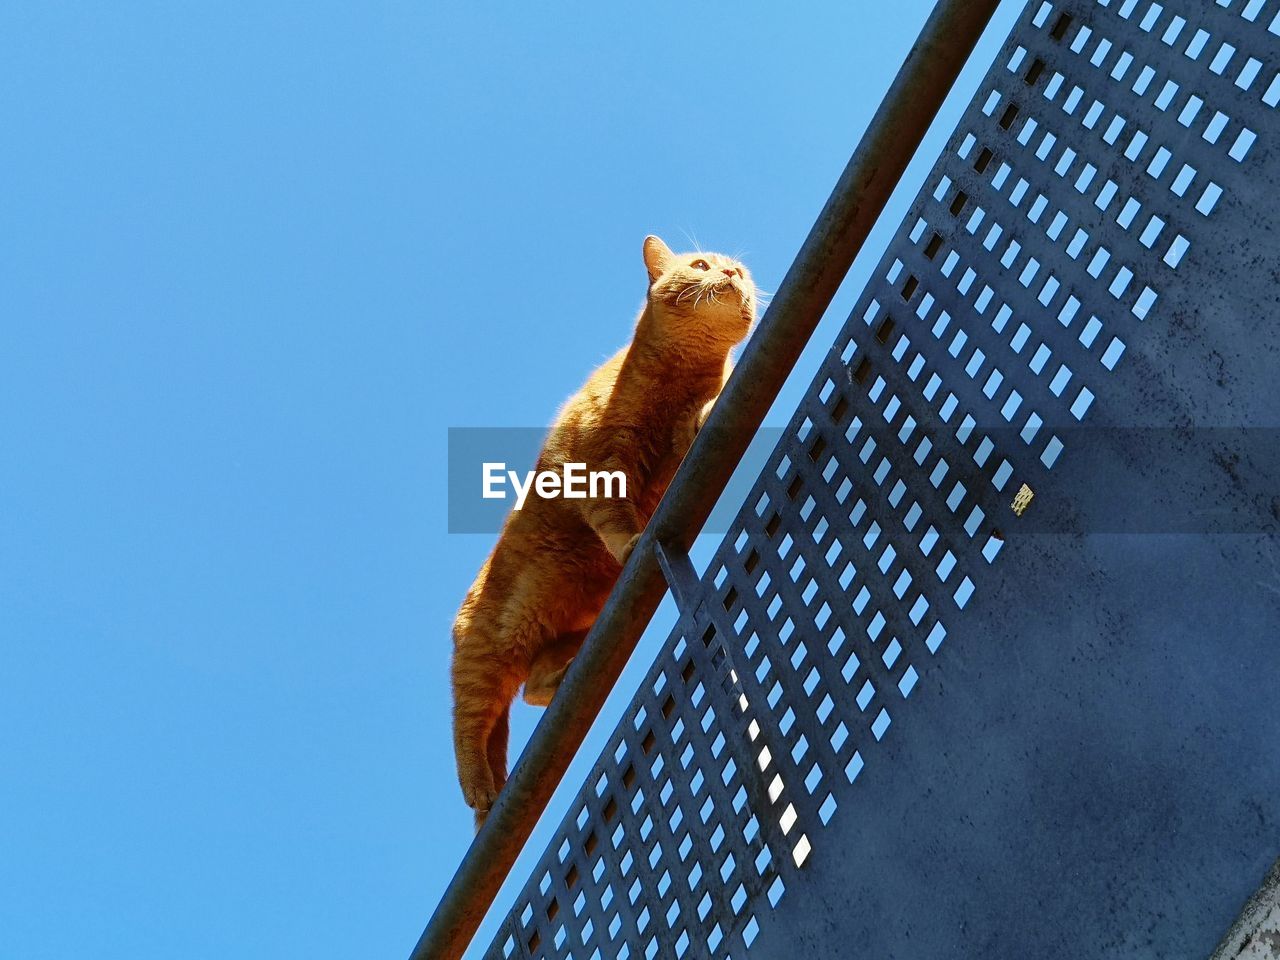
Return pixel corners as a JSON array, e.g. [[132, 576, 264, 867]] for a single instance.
[[523, 629, 587, 706], [585, 500, 644, 565], [671, 398, 719, 466], [580, 468, 645, 565]]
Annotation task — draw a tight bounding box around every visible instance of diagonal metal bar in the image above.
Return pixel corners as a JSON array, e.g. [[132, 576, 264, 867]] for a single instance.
[[653, 539, 701, 617]]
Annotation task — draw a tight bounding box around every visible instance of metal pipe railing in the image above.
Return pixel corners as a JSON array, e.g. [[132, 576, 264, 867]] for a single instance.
[[411, 1, 1003, 955]]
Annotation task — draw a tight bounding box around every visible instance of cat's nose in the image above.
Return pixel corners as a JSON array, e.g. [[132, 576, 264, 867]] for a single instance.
[[722, 267, 740, 278]]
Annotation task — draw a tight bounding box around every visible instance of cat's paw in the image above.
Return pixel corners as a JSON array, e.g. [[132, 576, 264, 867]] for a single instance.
[[523, 662, 569, 707], [673, 416, 699, 453], [460, 770, 499, 815], [616, 533, 642, 566]]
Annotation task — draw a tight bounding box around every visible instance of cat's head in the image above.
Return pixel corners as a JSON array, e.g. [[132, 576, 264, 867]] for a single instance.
[[641, 235, 756, 344]]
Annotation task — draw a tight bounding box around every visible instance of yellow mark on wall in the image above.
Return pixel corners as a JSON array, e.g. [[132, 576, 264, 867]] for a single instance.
[[1012, 483, 1034, 517]]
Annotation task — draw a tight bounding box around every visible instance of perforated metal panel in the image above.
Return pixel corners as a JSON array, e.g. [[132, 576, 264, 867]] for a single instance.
[[483, 1, 1280, 957]]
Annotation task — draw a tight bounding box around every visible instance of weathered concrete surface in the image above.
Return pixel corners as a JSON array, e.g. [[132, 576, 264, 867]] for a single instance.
[[1214, 860, 1280, 960]]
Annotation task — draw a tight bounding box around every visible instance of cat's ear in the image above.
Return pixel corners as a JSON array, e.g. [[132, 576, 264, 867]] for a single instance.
[[643, 235, 674, 282]]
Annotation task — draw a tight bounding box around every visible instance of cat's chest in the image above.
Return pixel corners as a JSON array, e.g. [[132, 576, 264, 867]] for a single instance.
[[621, 388, 710, 490], [620, 378, 714, 426]]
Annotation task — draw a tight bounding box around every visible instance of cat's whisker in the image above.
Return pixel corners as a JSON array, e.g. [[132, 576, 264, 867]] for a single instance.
[[676, 282, 702, 305], [679, 227, 706, 258]]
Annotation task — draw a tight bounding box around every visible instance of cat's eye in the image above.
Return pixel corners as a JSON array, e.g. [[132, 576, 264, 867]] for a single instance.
[[690, 259, 710, 271]]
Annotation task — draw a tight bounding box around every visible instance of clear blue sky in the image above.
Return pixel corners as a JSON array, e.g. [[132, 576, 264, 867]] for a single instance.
[[0, 2, 1019, 957]]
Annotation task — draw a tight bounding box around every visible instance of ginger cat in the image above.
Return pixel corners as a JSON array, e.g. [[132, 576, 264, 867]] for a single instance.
[[451, 235, 757, 826]]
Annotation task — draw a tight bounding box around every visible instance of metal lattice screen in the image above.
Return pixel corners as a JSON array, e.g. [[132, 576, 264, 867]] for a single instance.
[[484, 0, 1280, 957]]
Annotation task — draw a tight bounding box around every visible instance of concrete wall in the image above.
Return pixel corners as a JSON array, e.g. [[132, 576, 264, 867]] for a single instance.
[[1214, 860, 1280, 960]]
